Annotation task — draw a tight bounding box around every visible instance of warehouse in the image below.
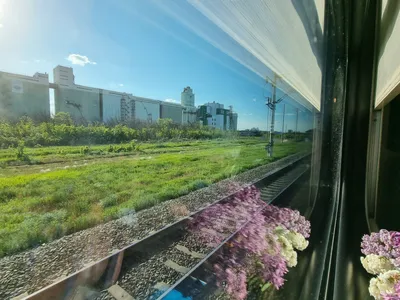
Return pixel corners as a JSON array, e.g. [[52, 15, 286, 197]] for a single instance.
[[53, 66, 164, 124], [101, 89, 126, 123], [1, 65, 237, 129], [160, 102, 184, 124], [54, 85, 101, 123], [133, 96, 161, 123], [0, 71, 50, 120]]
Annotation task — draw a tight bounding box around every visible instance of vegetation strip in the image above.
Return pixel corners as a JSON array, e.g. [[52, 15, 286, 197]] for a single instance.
[[0, 138, 309, 257]]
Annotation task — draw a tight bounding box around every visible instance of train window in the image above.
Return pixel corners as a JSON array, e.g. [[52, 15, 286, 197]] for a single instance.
[[3, 0, 391, 300], [366, 0, 400, 232]]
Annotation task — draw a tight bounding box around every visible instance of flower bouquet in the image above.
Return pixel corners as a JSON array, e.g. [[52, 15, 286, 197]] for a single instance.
[[361, 230, 400, 299], [189, 186, 311, 300]]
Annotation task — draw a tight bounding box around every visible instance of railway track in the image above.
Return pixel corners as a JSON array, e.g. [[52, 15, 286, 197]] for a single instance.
[[22, 154, 310, 300]]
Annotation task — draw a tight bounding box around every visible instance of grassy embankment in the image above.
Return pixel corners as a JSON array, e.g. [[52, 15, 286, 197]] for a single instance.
[[0, 138, 310, 257]]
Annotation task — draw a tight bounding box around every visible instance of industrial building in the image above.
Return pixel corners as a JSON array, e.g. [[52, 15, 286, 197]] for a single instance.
[[0, 66, 237, 130], [52, 66, 183, 124], [0, 71, 50, 120], [181, 86, 198, 124], [101, 89, 125, 123], [53, 66, 128, 123], [197, 102, 238, 131], [180, 87, 238, 130], [160, 101, 184, 124]]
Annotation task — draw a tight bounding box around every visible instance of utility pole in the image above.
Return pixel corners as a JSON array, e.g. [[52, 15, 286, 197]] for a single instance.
[[295, 108, 299, 141], [266, 105, 269, 141], [266, 74, 277, 157], [281, 103, 286, 143], [265, 73, 289, 157]]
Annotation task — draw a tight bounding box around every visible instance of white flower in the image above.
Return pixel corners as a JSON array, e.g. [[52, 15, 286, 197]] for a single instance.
[[274, 227, 309, 267], [369, 278, 381, 299], [278, 235, 298, 267], [287, 249, 298, 267], [286, 231, 309, 251], [368, 270, 400, 299], [274, 226, 288, 236], [361, 254, 395, 275]]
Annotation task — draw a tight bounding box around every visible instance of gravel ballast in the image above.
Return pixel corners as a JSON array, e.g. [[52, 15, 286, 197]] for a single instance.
[[117, 233, 208, 300], [0, 153, 307, 299]]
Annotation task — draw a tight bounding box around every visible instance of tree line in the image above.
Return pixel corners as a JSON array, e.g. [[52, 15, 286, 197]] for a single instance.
[[0, 112, 237, 148]]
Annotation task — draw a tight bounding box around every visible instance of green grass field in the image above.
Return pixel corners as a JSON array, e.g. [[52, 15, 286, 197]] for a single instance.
[[0, 138, 310, 257]]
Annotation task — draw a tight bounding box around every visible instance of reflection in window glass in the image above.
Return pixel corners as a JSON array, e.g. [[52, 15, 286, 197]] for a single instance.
[[375, 0, 400, 107], [0, 1, 321, 299]]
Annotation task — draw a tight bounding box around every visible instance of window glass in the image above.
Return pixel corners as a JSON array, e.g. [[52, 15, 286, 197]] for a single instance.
[[0, 1, 322, 299]]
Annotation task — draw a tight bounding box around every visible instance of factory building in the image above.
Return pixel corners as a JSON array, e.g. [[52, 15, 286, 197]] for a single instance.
[[54, 85, 102, 122], [0, 70, 50, 120], [181, 86, 195, 107], [53, 66, 101, 122], [132, 96, 160, 123], [52, 66, 183, 124], [1, 66, 237, 130], [101, 90, 126, 123], [160, 101, 185, 124], [198, 102, 238, 131], [181, 86, 198, 124]]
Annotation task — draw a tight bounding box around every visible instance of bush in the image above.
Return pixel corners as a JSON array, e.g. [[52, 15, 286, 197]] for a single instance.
[[15, 140, 30, 162], [100, 195, 118, 208], [53, 112, 74, 126], [0, 188, 17, 203], [80, 146, 90, 155], [115, 146, 125, 153]]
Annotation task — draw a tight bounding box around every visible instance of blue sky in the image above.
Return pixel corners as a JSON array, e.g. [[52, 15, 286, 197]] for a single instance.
[[0, 0, 314, 131]]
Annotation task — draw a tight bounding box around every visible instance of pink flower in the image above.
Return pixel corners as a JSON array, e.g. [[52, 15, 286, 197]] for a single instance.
[[260, 253, 288, 289], [225, 269, 247, 300], [396, 281, 400, 294], [383, 295, 400, 300], [391, 232, 400, 247], [190, 186, 311, 298], [361, 230, 400, 267]]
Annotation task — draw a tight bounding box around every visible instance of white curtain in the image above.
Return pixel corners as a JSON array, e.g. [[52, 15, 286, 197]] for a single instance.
[[375, 0, 400, 108]]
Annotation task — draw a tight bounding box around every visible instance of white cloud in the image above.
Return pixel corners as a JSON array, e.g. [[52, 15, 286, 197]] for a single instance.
[[165, 98, 179, 104], [19, 59, 45, 64], [66, 54, 97, 66], [252, 98, 257, 102], [242, 113, 253, 116], [119, 83, 124, 87], [0, 24, 3, 29]]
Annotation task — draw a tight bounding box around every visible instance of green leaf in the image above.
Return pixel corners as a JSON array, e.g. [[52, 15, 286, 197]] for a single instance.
[[248, 276, 259, 286], [261, 282, 271, 292]]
